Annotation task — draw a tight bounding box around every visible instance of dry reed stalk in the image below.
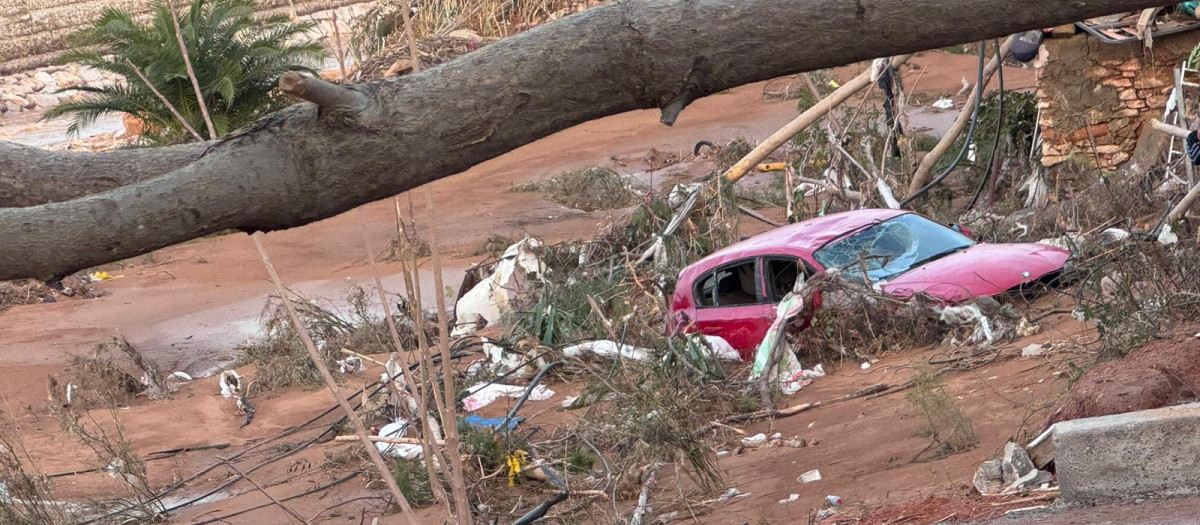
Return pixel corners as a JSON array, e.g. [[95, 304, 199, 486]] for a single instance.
[[251, 233, 421, 525], [425, 191, 474, 525], [169, 1, 217, 139], [397, 0, 422, 73], [358, 206, 453, 512], [125, 59, 203, 141]]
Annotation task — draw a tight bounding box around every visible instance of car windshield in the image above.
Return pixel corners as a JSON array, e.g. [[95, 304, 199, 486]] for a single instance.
[[813, 213, 974, 283]]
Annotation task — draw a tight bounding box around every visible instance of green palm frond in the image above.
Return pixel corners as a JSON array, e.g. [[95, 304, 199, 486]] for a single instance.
[[44, 0, 328, 145]]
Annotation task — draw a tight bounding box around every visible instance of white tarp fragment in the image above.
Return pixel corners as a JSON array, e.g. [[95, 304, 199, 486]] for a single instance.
[[563, 340, 651, 362], [1158, 223, 1179, 245], [376, 420, 423, 460], [690, 334, 743, 362], [219, 370, 242, 398], [453, 237, 546, 336], [750, 285, 825, 395], [462, 383, 554, 412]]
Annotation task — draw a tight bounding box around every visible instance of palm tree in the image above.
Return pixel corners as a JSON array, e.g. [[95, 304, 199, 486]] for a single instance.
[[44, 0, 328, 144]]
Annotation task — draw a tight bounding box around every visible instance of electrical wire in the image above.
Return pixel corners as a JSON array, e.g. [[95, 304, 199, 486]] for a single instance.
[[967, 38, 1006, 211], [900, 41, 988, 208]]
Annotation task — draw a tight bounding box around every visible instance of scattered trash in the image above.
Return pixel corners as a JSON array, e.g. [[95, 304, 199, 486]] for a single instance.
[[741, 433, 768, 447], [778, 493, 800, 505], [335, 356, 364, 374], [1021, 343, 1047, 357], [453, 237, 547, 336], [87, 271, 116, 282], [219, 370, 242, 398], [463, 414, 522, 430], [462, 382, 554, 412], [784, 438, 807, 448], [1158, 224, 1180, 245], [563, 340, 651, 362], [825, 495, 843, 506], [468, 338, 536, 379], [718, 488, 743, 502], [375, 420, 423, 460], [799, 469, 822, 483], [750, 290, 826, 395], [560, 396, 579, 408], [860, 362, 871, 370], [932, 97, 955, 110], [691, 334, 742, 361], [937, 302, 996, 345]]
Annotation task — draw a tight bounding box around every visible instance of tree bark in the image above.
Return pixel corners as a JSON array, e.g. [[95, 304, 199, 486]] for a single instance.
[[0, 0, 1170, 281], [0, 141, 209, 207]]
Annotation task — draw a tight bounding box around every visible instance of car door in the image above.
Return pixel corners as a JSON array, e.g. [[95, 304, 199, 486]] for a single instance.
[[691, 258, 776, 357]]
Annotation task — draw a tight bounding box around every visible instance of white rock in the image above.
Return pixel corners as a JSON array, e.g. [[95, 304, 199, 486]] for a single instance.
[[28, 93, 59, 108], [799, 469, 822, 483], [33, 71, 57, 92]]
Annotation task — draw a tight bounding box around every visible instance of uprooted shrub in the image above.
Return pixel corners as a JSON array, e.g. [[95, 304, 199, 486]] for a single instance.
[[511, 167, 641, 212], [0, 414, 78, 525], [798, 276, 948, 362], [907, 366, 977, 461], [1073, 240, 1200, 359], [59, 336, 172, 409], [236, 286, 437, 391]]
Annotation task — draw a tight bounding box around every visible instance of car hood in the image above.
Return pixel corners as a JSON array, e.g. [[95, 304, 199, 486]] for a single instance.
[[881, 243, 1070, 303]]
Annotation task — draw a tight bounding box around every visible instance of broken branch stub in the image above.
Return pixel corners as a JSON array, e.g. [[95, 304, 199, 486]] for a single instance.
[[278, 72, 371, 113]]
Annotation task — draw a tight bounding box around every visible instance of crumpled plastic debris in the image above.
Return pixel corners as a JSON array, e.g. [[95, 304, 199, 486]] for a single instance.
[[778, 494, 800, 505], [799, 469, 822, 483], [219, 370, 242, 398], [336, 356, 364, 374], [938, 303, 995, 345], [1158, 223, 1179, 245], [462, 382, 554, 412], [453, 237, 546, 336], [563, 340, 651, 362], [688, 334, 742, 362], [750, 288, 825, 395], [463, 414, 522, 430], [376, 420, 423, 460], [932, 97, 955, 110], [467, 339, 535, 379], [741, 433, 768, 447]]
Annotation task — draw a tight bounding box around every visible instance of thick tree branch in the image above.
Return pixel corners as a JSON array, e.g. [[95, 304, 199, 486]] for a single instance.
[[0, 141, 209, 207], [278, 72, 371, 112], [0, 0, 1172, 281]]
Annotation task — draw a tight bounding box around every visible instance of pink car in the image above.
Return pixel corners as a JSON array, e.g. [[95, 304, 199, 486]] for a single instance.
[[668, 209, 1071, 360]]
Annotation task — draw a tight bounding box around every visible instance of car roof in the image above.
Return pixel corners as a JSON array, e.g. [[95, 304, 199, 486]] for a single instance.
[[709, 208, 910, 259], [677, 209, 911, 285]]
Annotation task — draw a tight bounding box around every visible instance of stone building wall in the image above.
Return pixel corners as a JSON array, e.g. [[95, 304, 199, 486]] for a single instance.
[[1036, 31, 1200, 170], [0, 0, 375, 75]]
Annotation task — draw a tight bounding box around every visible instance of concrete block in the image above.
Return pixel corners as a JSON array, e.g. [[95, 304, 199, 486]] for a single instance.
[[1055, 402, 1200, 504]]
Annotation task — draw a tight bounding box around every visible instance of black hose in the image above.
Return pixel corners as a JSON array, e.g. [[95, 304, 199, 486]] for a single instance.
[[900, 42, 987, 209], [509, 492, 569, 525], [879, 64, 903, 158], [501, 360, 565, 431], [968, 38, 1005, 211]]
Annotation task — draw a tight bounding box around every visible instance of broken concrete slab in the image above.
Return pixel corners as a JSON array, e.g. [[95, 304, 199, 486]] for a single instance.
[[1002, 441, 1037, 485], [1056, 402, 1200, 503]]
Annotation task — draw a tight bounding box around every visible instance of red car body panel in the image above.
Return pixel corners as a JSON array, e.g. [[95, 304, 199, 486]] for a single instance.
[[669, 210, 1070, 358], [881, 243, 1071, 303]]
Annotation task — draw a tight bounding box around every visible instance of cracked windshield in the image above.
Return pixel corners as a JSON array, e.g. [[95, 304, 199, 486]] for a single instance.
[[814, 213, 974, 283]]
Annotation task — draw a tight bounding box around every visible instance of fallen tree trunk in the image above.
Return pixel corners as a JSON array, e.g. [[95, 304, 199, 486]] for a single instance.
[[0, 141, 209, 207], [0, 0, 1170, 280]]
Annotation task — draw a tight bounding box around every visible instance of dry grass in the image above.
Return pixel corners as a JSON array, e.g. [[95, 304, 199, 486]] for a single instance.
[[236, 286, 436, 391], [907, 366, 977, 461], [511, 167, 640, 212], [0, 413, 76, 525]]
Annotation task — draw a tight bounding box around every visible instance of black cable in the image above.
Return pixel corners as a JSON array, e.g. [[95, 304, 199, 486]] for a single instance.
[[879, 64, 903, 158], [968, 38, 1005, 211], [501, 360, 565, 431], [900, 41, 988, 209]]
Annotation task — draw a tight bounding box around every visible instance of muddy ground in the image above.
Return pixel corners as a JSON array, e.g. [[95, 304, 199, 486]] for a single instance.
[[6, 51, 1151, 525]]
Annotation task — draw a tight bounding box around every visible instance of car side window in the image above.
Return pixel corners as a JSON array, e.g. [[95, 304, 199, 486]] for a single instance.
[[695, 259, 760, 308], [765, 257, 811, 302]]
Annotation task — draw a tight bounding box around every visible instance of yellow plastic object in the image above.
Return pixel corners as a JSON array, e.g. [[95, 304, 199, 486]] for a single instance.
[[90, 271, 112, 281], [757, 162, 786, 172], [506, 450, 528, 487]]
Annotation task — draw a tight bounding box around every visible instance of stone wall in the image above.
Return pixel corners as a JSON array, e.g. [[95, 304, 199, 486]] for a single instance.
[[1036, 32, 1200, 170], [0, 0, 375, 75]]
